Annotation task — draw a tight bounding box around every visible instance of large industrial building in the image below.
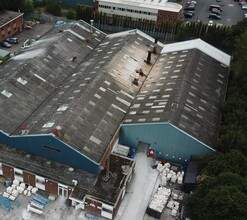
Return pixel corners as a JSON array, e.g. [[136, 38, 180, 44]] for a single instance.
[[96, 0, 183, 23], [0, 20, 230, 219]]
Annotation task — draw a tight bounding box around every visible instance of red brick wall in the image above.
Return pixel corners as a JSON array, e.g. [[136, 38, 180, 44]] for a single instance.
[[99, 128, 120, 168], [23, 171, 36, 186], [2, 164, 14, 179], [0, 14, 23, 42], [85, 198, 102, 215], [156, 9, 181, 24], [45, 179, 58, 195]]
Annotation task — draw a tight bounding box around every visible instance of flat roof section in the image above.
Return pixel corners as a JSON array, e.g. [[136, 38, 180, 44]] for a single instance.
[[0, 144, 134, 204], [0, 10, 23, 27], [0, 49, 10, 57]]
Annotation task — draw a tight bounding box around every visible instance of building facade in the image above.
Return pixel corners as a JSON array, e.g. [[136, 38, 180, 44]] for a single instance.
[[97, 0, 183, 23], [0, 11, 24, 42]]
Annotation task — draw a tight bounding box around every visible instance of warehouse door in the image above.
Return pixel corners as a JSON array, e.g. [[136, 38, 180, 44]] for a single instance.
[[137, 141, 150, 154]]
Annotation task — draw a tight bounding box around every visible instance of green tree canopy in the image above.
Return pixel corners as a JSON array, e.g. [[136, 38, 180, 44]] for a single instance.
[[187, 172, 247, 220], [66, 9, 75, 20], [202, 150, 247, 177], [76, 4, 83, 20], [45, 0, 61, 16]]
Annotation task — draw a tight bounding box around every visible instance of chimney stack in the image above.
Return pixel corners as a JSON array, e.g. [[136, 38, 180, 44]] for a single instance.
[[90, 20, 94, 33], [153, 38, 158, 54], [146, 49, 152, 65]]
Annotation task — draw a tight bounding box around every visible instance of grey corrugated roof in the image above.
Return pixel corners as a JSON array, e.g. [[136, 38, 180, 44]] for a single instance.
[[124, 48, 230, 148], [0, 23, 161, 163]]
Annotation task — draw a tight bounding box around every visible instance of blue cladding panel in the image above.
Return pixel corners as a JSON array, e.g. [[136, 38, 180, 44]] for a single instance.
[[120, 123, 214, 164], [61, 0, 94, 7], [0, 131, 99, 174]]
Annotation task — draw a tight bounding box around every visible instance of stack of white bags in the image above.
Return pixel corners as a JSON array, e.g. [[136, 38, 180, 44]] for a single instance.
[[148, 187, 171, 213]]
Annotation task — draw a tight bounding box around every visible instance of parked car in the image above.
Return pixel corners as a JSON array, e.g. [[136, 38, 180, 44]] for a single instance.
[[184, 12, 194, 18], [187, 1, 197, 5], [185, 10, 195, 15], [6, 37, 18, 44], [208, 20, 214, 26], [245, 13, 247, 18], [209, 5, 222, 12], [185, 5, 196, 10], [1, 41, 11, 48], [211, 8, 221, 15], [208, 13, 221, 20], [242, 4, 247, 9]]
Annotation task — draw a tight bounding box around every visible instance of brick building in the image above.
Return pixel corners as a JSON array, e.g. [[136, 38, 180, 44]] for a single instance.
[[0, 10, 24, 42]]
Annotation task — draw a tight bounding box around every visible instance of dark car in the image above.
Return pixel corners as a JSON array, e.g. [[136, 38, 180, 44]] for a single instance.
[[208, 13, 221, 20], [1, 41, 11, 48], [211, 8, 221, 15], [185, 5, 196, 10], [6, 37, 18, 44], [185, 10, 195, 15], [184, 12, 194, 18]]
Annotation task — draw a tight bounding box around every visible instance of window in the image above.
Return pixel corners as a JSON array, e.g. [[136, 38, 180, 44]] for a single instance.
[[44, 145, 61, 153]]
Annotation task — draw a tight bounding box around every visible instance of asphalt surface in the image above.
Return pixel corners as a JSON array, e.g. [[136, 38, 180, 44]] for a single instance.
[[183, 0, 246, 26], [1, 22, 53, 55]]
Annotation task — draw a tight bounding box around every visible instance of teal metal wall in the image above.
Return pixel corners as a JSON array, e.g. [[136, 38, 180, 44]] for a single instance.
[[0, 131, 99, 174], [120, 123, 214, 164]]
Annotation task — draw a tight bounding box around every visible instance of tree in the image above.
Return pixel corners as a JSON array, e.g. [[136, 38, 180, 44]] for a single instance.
[[186, 172, 247, 220], [24, 0, 34, 13], [66, 9, 75, 20], [45, 0, 61, 16], [76, 4, 83, 20], [81, 6, 93, 23], [202, 150, 247, 177]]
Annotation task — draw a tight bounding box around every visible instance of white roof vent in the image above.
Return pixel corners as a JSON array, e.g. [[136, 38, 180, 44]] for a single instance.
[[72, 179, 78, 186]]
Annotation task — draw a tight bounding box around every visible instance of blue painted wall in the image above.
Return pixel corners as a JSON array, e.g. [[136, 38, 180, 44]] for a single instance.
[[0, 131, 99, 174], [120, 123, 214, 164], [61, 0, 94, 7]]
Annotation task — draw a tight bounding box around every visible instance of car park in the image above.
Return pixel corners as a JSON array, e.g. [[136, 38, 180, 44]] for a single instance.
[[1, 41, 12, 48], [208, 13, 221, 20], [6, 37, 18, 44]]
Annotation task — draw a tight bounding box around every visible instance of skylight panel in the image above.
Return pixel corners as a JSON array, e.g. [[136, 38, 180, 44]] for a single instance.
[[138, 118, 146, 122], [90, 136, 101, 145], [1, 90, 12, 98], [34, 74, 46, 82], [43, 122, 54, 128], [57, 105, 68, 112], [17, 77, 27, 85]]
